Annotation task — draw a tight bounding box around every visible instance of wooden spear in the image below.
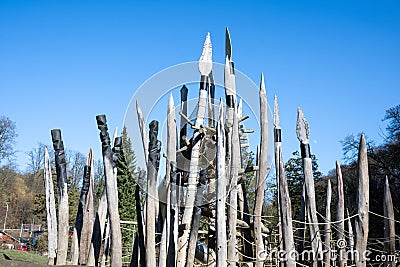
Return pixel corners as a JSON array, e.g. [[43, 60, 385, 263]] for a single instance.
[[96, 115, 122, 267], [186, 169, 207, 267], [254, 73, 269, 267], [274, 96, 296, 267], [324, 179, 332, 266], [383, 176, 396, 267], [354, 134, 369, 267], [273, 95, 284, 266], [177, 32, 212, 267], [80, 149, 95, 265], [146, 120, 162, 267], [158, 93, 177, 267], [51, 129, 69, 265], [215, 101, 227, 267], [44, 147, 57, 265], [296, 108, 323, 266], [336, 161, 346, 267]]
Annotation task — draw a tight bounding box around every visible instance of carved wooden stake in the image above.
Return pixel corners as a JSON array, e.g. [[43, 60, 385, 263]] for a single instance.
[[254, 73, 269, 267], [273, 95, 284, 267], [354, 134, 369, 267], [296, 108, 322, 266], [177, 32, 212, 267], [347, 208, 355, 266], [216, 101, 227, 267], [383, 176, 396, 267], [186, 169, 207, 267], [51, 129, 69, 265], [44, 147, 57, 265], [324, 179, 332, 266], [274, 96, 296, 267], [136, 100, 149, 164], [167, 163, 178, 267], [335, 161, 346, 267], [146, 120, 162, 267], [96, 115, 122, 267]]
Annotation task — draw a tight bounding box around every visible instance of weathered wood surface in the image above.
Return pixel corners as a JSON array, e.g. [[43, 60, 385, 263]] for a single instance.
[[146, 120, 162, 267], [273, 95, 284, 266], [296, 108, 322, 266], [254, 73, 269, 267], [96, 115, 122, 267], [274, 97, 296, 267], [51, 129, 69, 266], [167, 163, 178, 267], [335, 161, 346, 267], [324, 179, 332, 266], [354, 134, 369, 267], [136, 100, 149, 163], [186, 169, 207, 267], [227, 104, 240, 266], [79, 149, 95, 265], [383, 176, 396, 267], [177, 33, 212, 267], [347, 209, 355, 265], [44, 147, 57, 265], [215, 101, 227, 267]]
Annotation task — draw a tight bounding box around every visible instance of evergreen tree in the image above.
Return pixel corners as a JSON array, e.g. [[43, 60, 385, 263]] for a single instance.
[[117, 126, 138, 259]]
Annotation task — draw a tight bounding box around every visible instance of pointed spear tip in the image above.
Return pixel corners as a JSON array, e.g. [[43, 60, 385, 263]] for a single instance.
[[260, 72, 265, 92], [199, 32, 213, 75], [273, 95, 280, 128], [296, 107, 309, 143], [225, 27, 232, 59]]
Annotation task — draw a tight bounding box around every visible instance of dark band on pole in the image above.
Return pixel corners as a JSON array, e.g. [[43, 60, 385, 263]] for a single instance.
[[274, 129, 282, 143], [200, 75, 208, 91], [300, 143, 311, 158], [226, 95, 234, 108], [229, 62, 235, 75]]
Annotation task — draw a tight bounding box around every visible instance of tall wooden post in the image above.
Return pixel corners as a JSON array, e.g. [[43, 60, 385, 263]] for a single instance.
[[51, 129, 69, 266], [296, 108, 322, 266], [186, 169, 207, 267], [254, 73, 268, 267], [215, 101, 227, 267], [136, 100, 149, 163], [273, 95, 284, 266], [44, 147, 57, 265], [96, 115, 122, 267], [324, 179, 332, 266], [383, 176, 395, 267], [146, 120, 162, 267], [335, 161, 346, 267], [354, 134, 369, 267], [177, 32, 212, 267], [347, 209, 355, 265], [274, 96, 296, 267], [167, 163, 178, 267]]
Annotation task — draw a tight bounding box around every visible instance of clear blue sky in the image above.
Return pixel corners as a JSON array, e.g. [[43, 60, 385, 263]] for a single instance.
[[1, 0, 399, 174]]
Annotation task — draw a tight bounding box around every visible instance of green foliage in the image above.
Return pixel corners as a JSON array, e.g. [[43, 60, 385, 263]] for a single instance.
[[117, 126, 138, 255], [284, 151, 322, 220]]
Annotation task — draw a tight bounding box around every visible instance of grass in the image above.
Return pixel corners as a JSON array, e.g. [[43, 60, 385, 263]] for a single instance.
[[0, 249, 47, 264]]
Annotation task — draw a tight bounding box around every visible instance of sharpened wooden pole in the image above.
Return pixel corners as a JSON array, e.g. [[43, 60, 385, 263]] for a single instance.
[[96, 115, 122, 267], [51, 129, 69, 266], [383, 176, 395, 267], [274, 97, 296, 267], [354, 134, 369, 267], [44, 147, 57, 265], [336, 161, 346, 267], [216, 101, 227, 267], [324, 179, 332, 266], [177, 33, 212, 267], [254, 73, 269, 267], [146, 120, 162, 267], [296, 108, 323, 266]]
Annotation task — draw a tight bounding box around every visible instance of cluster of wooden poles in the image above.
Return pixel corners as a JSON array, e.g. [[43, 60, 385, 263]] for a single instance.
[[43, 29, 397, 267]]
